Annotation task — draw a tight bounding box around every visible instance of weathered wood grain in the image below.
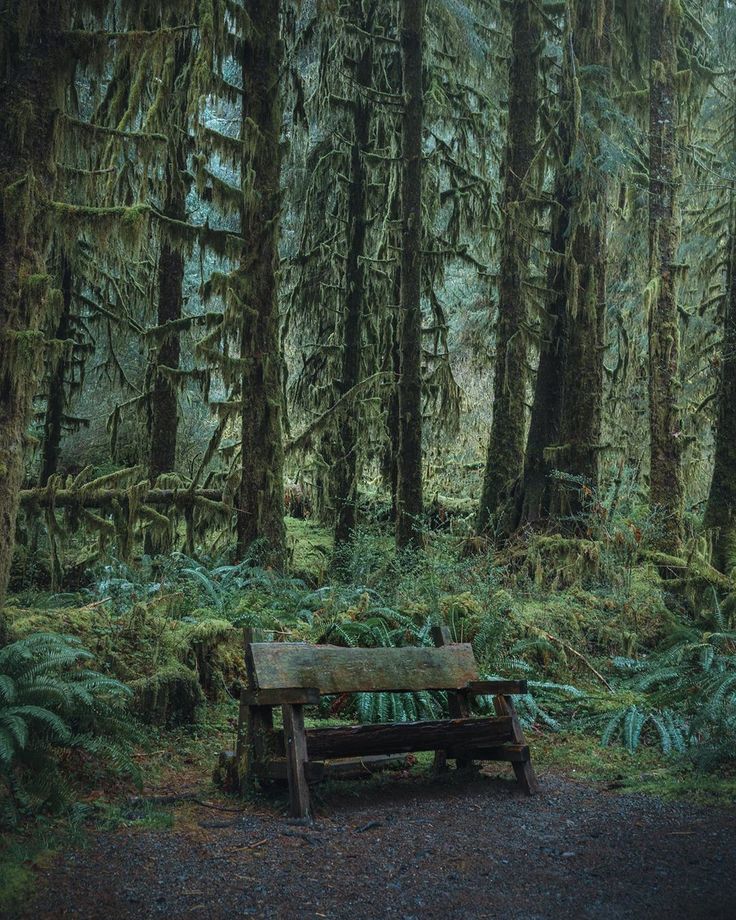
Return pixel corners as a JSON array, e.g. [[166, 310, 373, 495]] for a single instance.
[[494, 694, 539, 794], [450, 743, 530, 763], [431, 625, 472, 769], [249, 642, 479, 693], [282, 703, 311, 818], [466, 679, 528, 696], [306, 716, 512, 759], [241, 687, 320, 706]]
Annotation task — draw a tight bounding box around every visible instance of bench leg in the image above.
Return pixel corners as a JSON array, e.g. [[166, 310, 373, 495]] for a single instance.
[[432, 630, 475, 771], [282, 703, 311, 819], [494, 694, 539, 794], [236, 694, 274, 793]]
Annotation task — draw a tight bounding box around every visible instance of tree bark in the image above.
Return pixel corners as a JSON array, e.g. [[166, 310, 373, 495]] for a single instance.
[[515, 174, 568, 528], [704, 124, 736, 574], [39, 257, 72, 486], [548, 1, 612, 521], [148, 200, 185, 484], [237, 0, 287, 564], [332, 1, 375, 548], [515, 1, 611, 528], [648, 0, 684, 552], [0, 4, 67, 620], [477, 0, 540, 534], [396, 0, 425, 550]]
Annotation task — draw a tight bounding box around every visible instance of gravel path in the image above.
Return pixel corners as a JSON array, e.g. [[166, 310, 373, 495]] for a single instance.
[[16, 772, 736, 920]]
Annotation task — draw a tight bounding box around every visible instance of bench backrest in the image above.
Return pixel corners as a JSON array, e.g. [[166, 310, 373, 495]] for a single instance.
[[248, 642, 479, 695]]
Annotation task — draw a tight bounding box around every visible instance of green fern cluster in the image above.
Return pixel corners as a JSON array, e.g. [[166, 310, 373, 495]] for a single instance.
[[581, 597, 736, 762], [0, 633, 134, 826]]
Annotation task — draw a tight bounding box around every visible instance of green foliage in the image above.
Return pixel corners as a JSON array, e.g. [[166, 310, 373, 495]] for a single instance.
[[0, 633, 135, 826], [566, 592, 736, 766]]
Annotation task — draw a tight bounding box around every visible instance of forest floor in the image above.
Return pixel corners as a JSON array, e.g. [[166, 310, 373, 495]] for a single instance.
[[10, 734, 736, 920]]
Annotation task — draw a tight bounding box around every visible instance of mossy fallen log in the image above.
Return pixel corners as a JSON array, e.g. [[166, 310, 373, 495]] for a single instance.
[[19, 487, 224, 510]]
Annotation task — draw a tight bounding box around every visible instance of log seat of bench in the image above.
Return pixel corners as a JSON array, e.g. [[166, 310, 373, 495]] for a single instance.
[[306, 715, 513, 759]]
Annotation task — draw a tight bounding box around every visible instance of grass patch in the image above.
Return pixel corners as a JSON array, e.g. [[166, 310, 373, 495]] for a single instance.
[[532, 732, 736, 805]]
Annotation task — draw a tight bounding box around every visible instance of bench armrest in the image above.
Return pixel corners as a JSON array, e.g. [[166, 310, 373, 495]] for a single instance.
[[241, 687, 321, 706], [464, 679, 528, 696]]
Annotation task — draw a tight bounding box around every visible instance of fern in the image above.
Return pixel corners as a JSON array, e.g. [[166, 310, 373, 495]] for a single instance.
[[579, 599, 736, 760], [0, 633, 135, 826]]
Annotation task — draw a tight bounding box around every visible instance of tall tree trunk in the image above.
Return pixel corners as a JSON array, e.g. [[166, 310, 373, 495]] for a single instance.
[[145, 28, 190, 555], [332, 1, 375, 548], [477, 0, 541, 534], [0, 4, 66, 621], [648, 0, 684, 552], [147, 194, 185, 485], [39, 257, 72, 486], [515, 0, 611, 528], [549, 1, 612, 521], [515, 174, 568, 527], [237, 0, 287, 563], [704, 128, 736, 574], [144, 195, 183, 556], [396, 0, 424, 550]]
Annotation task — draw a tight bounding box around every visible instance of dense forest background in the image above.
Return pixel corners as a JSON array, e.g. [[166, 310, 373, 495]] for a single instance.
[[2, 0, 736, 849]]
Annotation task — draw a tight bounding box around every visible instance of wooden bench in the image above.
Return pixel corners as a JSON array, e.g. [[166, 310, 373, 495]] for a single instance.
[[234, 626, 538, 818]]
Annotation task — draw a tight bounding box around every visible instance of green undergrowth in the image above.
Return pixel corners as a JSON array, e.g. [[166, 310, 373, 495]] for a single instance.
[[4, 515, 736, 838]]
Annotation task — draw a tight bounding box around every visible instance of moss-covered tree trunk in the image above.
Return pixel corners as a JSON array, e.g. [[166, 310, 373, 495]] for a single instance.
[[548, 1, 612, 521], [515, 174, 569, 527], [144, 195, 183, 556], [237, 0, 286, 563], [515, 1, 610, 528], [332, 1, 375, 548], [0, 4, 67, 620], [704, 130, 736, 573], [396, 0, 424, 550], [145, 28, 191, 555], [39, 257, 72, 486], [477, 0, 540, 534], [147, 198, 185, 485], [648, 0, 684, 552]]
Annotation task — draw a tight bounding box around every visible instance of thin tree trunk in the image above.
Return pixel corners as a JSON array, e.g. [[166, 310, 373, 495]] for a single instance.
[[704, 126, 736, 573], [648, 0, 684, 552], [387, 313, 401, 521], [0, 4, 65, 622], [148, 222, 183, 485], [477, 0, 540, 534], [39, 258, 72, 486], [332, 1, 375, 547], [145, 29, 190, 555], [396, 0, 424, 550], [515, 174, 568, 527], [237, 0, 287, 563]]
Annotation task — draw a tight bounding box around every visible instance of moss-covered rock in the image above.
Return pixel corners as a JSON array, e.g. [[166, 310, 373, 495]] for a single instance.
[[179, 617, 246, 698], [131, 664, 204, 726]]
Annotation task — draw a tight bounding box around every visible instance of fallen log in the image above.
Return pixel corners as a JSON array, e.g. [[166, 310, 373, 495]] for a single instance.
[[19, 487, 224, 510]]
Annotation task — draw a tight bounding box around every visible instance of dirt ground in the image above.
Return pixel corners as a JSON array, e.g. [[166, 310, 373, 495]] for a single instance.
[[13, 769, 736, 920]]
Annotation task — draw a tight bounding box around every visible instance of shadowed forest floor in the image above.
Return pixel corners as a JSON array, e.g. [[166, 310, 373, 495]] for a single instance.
[[14, 766, 736, 920]]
